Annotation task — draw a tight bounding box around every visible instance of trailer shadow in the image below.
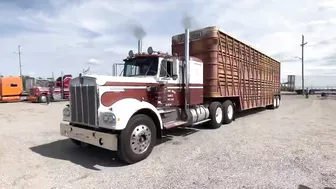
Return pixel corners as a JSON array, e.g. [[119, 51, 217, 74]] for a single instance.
[[29, 108, 267, 170], [234, 107, 267, 120]]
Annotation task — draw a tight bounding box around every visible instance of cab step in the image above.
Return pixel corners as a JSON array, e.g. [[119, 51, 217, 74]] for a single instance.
[[192, 119, 211, 126], [158, 108, 177, 114], [163, 120, 187, 129]]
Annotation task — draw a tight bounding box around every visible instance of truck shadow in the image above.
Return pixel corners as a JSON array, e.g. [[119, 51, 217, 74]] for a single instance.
[[30, 139, 124, 171], [29, 127, 199, 170], [298, 184, 334, 189], [29, 108, 268, 170]]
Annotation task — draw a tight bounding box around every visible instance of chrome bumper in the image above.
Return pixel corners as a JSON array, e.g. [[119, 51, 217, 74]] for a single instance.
[[60, 122, 118, 151]]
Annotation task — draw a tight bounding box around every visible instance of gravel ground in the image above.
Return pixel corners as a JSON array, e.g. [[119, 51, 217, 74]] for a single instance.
[[1, 95, 336, 189]]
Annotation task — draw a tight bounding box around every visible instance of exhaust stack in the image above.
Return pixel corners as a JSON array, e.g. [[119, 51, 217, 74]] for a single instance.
[[138, 40, 142, 54], [184, 28, 190, 109]]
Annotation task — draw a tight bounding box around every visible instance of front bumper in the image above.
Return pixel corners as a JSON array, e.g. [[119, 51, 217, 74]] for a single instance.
[[27, 95, 38, 102], [60, 122, 118, 151]]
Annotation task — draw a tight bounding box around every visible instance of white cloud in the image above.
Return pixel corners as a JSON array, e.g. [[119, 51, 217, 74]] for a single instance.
[[0, 0, 336, 85], [87, 58, 101, 65]]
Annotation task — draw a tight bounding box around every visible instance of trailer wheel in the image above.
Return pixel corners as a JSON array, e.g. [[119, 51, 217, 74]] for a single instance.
[[118, 114, 157, 164], [275, 96, 280, 108], [39, 95, 47, 103], [205, 101, 223, 129], [266, 96, 276, 109], [222, 100, 234, 124]]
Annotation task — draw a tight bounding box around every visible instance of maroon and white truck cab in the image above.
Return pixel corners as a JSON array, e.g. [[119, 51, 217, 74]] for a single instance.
[[60, 50, 211, 162]]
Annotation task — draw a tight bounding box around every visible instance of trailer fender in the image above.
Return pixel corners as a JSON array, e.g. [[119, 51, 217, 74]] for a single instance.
[[109, 98, 163, 131]]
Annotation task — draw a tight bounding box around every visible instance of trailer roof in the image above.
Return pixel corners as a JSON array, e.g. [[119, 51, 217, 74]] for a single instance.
[[172, 26, 280, 64]]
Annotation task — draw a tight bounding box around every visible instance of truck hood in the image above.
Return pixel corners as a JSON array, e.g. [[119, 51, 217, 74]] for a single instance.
[[84, 74, 158, 86], [33, 86, 49, 91]]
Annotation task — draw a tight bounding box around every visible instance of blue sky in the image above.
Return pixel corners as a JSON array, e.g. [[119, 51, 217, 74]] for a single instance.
[[1, 0, 336, 86]]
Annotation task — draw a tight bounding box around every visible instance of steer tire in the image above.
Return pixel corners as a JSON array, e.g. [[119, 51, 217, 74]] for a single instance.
[[117, 114, 157, 164], [39, 95, 47, 103], [205, 101, 223, 129]]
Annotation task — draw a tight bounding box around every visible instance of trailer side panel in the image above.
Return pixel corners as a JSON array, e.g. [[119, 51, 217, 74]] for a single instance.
[[172, 26, 281, 110]]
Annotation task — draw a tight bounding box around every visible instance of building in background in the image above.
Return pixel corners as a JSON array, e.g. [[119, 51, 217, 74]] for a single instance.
[[282, 74, 336, 92], [281, 75, 295, 92]]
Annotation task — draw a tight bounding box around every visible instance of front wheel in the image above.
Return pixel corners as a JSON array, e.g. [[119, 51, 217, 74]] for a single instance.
[[39, 95, 47, 103], [117, 114, 157, 164]]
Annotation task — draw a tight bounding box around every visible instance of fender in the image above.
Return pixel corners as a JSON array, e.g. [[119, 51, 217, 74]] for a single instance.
[[108, 98, 163, 130]]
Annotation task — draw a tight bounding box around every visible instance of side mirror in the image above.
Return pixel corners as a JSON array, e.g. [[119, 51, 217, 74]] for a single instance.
[[172, 75, 178, 80]]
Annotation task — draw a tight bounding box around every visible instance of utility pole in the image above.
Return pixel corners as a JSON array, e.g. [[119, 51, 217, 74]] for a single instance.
[[14, 45, 23, 77], [300, 35, 308, 95]]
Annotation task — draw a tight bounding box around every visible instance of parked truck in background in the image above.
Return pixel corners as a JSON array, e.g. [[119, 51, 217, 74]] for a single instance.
[[0, 76, 29, 102], [28, 74, 72, 103], [60, 26, 281, 164]]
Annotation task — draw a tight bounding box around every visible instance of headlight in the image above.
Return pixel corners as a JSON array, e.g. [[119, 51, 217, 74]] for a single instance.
[[103, 114, 109, 122], [102, 113, 116, 124], [63, 107, 70, 117]]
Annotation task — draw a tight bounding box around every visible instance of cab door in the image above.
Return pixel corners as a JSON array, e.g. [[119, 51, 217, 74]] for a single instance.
[[156, 58, 183, 107]]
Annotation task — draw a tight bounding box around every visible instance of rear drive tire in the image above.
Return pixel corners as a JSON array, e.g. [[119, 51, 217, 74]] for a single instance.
[[117, 114, 157, 164], [222, 100, 234, 124], [205, 101, 223, 129]]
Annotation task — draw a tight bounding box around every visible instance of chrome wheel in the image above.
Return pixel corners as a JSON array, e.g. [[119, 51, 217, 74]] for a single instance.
[[40, 95, 47, 103], [130, 125, 151, 154], [227, 104, 233, 120], [215, 107, 223, 124]]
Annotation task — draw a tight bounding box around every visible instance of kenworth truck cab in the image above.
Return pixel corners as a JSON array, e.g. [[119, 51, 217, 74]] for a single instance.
[[60, 26, 281, 164], [60, 29, 218, 164]]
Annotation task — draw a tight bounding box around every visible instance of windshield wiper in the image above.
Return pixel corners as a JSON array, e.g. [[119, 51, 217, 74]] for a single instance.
[[144, 61, 154, 76]]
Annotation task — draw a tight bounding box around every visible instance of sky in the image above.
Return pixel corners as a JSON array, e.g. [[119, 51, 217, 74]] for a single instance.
[[1, 0, 336, 86]]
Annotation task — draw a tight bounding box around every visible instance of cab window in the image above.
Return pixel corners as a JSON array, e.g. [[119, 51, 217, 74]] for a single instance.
[[159, 60, 173, 77]]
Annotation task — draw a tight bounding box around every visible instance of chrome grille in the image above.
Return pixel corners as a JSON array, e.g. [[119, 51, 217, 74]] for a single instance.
[[70, 84, 98, 127], [29, 88, 35, 96]]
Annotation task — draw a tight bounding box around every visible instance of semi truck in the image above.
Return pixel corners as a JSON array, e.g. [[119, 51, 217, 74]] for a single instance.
[[0, 76, 29, 102], [28, 74, 72, 103], [60, 26, 281, 164]]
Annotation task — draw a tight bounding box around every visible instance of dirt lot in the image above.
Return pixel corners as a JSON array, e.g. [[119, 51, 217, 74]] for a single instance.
[[1, 95, 336, 189]]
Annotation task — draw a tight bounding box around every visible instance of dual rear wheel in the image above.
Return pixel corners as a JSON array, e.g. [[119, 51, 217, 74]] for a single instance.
[[206, 100, 234, 129], [267, 95, 280, 109]]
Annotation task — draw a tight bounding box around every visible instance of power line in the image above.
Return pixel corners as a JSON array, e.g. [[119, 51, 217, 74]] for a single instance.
[[300, 35, 308, 95], [14, 45, 23, 77]]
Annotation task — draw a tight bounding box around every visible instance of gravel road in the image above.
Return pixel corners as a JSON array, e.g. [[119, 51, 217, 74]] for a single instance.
[[0, 95, 336, 189]]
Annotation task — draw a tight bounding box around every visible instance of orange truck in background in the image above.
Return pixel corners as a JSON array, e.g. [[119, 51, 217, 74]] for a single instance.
[[0, 76, 28, 102]]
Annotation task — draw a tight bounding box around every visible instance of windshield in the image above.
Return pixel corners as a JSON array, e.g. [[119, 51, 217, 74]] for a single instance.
[[123, 57, 158, 77], [35, 79, 50, 87]]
